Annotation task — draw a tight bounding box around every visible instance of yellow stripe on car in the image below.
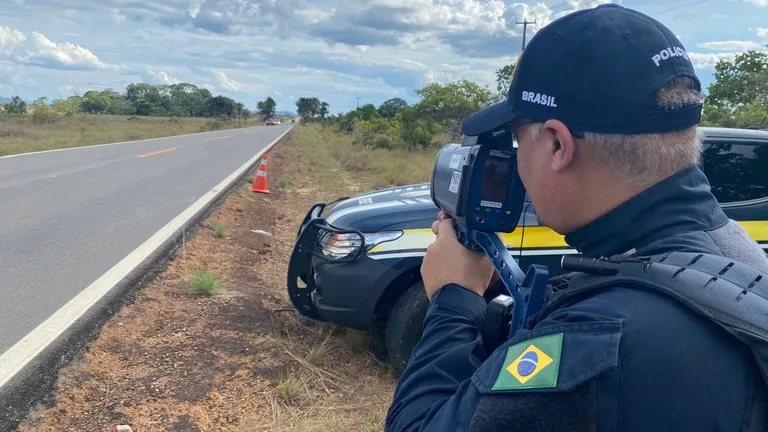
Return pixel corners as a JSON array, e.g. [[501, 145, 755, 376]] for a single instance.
[[368, 221, 768, 255], [369, 228, 530, 253], [740, 221, 768, 242], [517, 226, 569, 249], [369, 229, 436, 252]]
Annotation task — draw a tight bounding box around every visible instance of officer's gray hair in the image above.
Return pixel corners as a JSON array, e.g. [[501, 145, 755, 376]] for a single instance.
[[522, 76, 703, 188]]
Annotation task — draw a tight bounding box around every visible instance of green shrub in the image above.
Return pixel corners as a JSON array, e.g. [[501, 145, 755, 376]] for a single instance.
[[31, 106, 59, 124], [337, 112, 361, 133], [395, 106, 437, 149], [203, 120, 223, 131], [400, 122, 434, 149], [209, 219, 230, 238], [190, 267, 220, 296], [353, 117, 402, 149]]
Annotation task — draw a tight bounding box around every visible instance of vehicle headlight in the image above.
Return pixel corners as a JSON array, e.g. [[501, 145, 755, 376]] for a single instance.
[[317, 230, 403, 260]]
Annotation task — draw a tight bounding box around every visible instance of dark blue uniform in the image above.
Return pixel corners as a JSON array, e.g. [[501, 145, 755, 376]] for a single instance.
[[385, 165, 768, 431]]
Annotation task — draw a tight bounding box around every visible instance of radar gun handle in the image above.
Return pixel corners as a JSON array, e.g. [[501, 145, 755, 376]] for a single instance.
[[454, 221, 550, 336]]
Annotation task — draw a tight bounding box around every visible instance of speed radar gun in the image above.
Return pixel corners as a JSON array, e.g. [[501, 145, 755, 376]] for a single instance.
[[430, 128, 549, 351]]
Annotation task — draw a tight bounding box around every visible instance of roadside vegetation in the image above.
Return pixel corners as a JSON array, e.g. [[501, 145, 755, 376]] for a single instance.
[[0, 114, 265, 156], [0, 82, 291, 157], [2, 82, 273, 120]]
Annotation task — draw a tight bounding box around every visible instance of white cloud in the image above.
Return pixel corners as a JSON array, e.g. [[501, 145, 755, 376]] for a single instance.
[[0, 26, 25, 52], [757, 28, 768, 42], [327, 53, 428, 71], [688, 52, 737, 69], [293, 5, 334, 23], [0, 25, 115, 71], [743, 0, 768, 6], [145, 68, 180, 85], [110, 9, 127, 25], [188, 0, 204, 19], [58, 84, 75, 93], [212, 70, 245, 91], [698, 40, 763, 51]]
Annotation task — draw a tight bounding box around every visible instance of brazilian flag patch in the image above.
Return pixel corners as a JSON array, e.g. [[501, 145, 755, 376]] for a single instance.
[[492, 332, 563, 391]]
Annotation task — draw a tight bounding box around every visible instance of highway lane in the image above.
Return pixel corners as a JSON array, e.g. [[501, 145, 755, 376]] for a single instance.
[[0, 125, 290, 354]]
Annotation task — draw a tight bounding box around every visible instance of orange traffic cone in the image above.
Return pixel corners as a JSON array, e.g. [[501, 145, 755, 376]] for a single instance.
[[251, 154, 270, 194]]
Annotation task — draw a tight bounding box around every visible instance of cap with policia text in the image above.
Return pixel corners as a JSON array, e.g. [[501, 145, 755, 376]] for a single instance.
[[461, 3, 703, 137]]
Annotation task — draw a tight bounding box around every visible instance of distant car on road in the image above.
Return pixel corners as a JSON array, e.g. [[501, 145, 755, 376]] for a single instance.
[[287, 126, 768, 373], [265, 119, 281, 126]]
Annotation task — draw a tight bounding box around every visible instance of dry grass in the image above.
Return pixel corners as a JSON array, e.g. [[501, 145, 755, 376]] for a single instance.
[[0, 113, 264, 157], [289, 123, 438, 196], [15, 122, 431, 432]]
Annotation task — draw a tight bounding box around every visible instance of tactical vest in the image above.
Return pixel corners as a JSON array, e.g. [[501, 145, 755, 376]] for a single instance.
[[535, 251, 768, 430]]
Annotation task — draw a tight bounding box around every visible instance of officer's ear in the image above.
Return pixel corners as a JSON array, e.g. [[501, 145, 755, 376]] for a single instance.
[[542, 119, 576, 173]]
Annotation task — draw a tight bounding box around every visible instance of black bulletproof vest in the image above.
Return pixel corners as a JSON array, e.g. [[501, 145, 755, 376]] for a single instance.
[[536, 251, 768, 431]]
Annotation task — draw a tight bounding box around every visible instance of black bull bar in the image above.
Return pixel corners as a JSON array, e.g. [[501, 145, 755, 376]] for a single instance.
[[287, 199, 371, 321]]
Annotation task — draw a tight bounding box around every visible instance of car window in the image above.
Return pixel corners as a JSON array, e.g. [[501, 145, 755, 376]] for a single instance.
[[700, 140, 768, 203]]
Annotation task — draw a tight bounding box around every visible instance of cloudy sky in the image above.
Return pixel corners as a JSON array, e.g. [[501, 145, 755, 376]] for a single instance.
[[1, 0, 767, 114]]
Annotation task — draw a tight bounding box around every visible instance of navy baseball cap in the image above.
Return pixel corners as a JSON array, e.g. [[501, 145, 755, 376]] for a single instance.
[[462, 3, 703, 137]]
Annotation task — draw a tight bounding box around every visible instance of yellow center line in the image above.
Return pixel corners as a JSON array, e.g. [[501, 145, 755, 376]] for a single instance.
[[138, 147, 177, 158], [213, 135, 233, 141]]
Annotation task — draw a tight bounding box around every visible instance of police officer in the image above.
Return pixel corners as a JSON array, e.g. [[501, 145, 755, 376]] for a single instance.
[[385, 4, 768, 431]]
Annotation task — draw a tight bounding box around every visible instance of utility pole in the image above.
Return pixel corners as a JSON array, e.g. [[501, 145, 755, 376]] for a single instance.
[[516, 18, 535, 51]]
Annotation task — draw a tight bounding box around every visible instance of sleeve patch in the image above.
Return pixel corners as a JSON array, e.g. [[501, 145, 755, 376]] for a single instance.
[[473, 321, 623, 394], [492, 333, 563, 391]]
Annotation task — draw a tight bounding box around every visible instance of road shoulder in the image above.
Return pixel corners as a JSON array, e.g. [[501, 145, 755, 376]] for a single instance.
[[14, 125, 399, 432]]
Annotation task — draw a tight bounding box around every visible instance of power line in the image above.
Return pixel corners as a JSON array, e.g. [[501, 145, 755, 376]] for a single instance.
[[516, 18, 536, 50], [650, 0, 712, 16]]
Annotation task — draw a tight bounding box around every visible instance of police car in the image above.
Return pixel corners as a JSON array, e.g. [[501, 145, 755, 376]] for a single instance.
[[287, 127, 768, 372]]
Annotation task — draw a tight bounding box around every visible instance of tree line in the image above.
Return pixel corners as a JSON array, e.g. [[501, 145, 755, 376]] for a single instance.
[[700, 50, 768, 128], [297, 50, 768, 151], [294, 79, 499, 150], [0, 83, 289, 122]]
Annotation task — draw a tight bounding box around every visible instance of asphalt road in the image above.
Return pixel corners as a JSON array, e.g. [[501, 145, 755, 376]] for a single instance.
[[0, 124, 290, 354]]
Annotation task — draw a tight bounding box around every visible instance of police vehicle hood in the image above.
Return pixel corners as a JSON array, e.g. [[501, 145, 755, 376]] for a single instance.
[[323, 183, 439, 232]]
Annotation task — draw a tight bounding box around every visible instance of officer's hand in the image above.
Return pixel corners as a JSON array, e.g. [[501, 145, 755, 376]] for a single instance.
[[421, 212, 496, 300]]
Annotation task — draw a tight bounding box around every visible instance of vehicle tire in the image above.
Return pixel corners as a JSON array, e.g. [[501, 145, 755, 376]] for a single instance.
[[385, 280, 429, 375], [384, 280, 507, 375]]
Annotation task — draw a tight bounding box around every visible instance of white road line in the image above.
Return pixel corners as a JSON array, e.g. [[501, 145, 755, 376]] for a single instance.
[[0, 125, 280, 160], [0, 126, 293, 390]]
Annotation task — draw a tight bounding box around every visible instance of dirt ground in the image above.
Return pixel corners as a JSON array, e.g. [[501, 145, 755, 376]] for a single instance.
[[16, 127, 398, 432]]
